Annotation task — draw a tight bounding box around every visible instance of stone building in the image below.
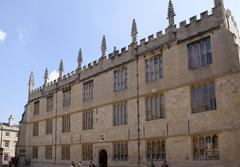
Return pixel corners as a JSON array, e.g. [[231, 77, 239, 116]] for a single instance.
[[17, 0, 240, 166], [0, 115, 19, 165]]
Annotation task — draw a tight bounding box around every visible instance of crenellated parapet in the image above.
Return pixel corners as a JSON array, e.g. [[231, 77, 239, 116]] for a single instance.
[[28, 0, 227, 101]]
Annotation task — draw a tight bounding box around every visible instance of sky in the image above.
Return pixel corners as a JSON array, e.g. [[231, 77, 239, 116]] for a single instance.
[[0, 0, 239, 124]]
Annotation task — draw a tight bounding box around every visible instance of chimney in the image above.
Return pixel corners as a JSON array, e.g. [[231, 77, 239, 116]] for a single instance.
[[8, 115, 14, 126]]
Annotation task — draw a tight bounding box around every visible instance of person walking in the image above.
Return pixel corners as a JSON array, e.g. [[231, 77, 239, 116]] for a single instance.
[[78, 161, 82, 167], [70, 162, 76, 167], [89, 161, 96, 167]]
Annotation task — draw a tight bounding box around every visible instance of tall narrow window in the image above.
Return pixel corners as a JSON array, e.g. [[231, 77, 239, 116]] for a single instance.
[[34, 101, 40, 116], [114, 67, 128, 92], [146, 54, 163, 82], [62, 115, 70, 133], [63, 89, 71, 107], [33, 122, 39, 136], [46, 119, 53, 135], [82, 144, 93, 161], [188, 37, 212, 69], [146, 139, 166, 160], [83, 111, 93, 130], [83, 80, 93, 101], [32, 146, 38, 159], [191, 81, 216, 113], [62, 145, 70, 160], [47, 95, 53, 112], [146, 94, 165, 121], [113, 102, 128, 126], [46, 146, 52, 159], [113, 142, 128, 161], [193, 135, 219, 160]]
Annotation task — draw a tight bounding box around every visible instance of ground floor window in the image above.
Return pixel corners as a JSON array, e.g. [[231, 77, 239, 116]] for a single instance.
[[82, 144, 93, 161], [146, 139, 166, 160], [3, 153, 8, 161], [62, 145, 70, 160], [32, 146, 38, 159], [113, 141, 128, 161], [46, 146, 52, 159], [193, 135, 219, 160]]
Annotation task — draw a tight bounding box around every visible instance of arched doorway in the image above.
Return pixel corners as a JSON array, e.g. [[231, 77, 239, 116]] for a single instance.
[[99, 149, 108, 167]]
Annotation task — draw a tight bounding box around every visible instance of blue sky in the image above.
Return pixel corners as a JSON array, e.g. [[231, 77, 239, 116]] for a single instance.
[[0, 0, 239, 124]]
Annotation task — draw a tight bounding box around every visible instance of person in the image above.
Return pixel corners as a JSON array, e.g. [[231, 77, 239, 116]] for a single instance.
[[89, 161, 96, 167], [70, 162, 76, 167], [78, 161, 82, 167], [161, 161, 168, 167], [148, 161, 155, 167]]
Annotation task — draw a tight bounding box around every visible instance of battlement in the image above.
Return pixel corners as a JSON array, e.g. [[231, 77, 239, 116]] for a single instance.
[[29, 0, 227, 100]]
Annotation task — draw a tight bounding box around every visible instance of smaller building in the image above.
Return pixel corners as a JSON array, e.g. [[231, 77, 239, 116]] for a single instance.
[[0, 115, 19, 165]]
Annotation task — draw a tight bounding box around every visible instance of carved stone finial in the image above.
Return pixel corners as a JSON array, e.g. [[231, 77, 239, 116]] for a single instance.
[[167, 0, 176, 26], [78, 48, 83, 68], [28, 71, 34, 92], [101, 35, 107, 58], [112, 46, 117, 57], [59, 59, 64, 78], [131, 19, 138, 43], [44, 68, 48, 85]]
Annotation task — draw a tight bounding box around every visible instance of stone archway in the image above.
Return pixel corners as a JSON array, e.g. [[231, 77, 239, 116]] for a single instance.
[[99, 149, 108, 167]]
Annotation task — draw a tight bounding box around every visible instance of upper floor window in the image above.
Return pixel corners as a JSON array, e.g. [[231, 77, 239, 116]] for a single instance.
[[62, 145, 70, 160], [62, 114, 70, 133], [5, 132, 10, 137], [114, 67, 128, 92], [46, 119, 53, 135], [83, 80, 93, 101], [146, 94, 165, 121], [193, 135, 219, 160], [3, 153, 8, 161], [34, 101, 40, 116], [47, 95, 53, 112], [83, 111, 93, 130], [146, 139, 166, 160], [113, 102, 128, 126], [32, 146, 38, 159], [191, 81, 216, 113], [63, 89, 71, 107], [46, 146, 52, 160], [146, 54, 163, 82], [33, 122, 39, 136], [82, 144, 93, 161], [3, 140, 10, 148], [113, 141, 128, 161], [188, 37, 212, 69]]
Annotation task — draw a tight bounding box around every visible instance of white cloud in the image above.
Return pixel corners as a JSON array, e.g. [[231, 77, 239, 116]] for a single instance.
[[49, 70, 59, 82], [0, 30, 7, 42], [18, 32, 23, 41]]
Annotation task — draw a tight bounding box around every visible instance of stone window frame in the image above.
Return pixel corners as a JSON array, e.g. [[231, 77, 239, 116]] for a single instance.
[[146, 138, 166, 161], [113, 141, 128, 161], [113, 102, 128, 126], [63, 89, 71, 107], [83, 80, 94, 101], [46, 118, 53, 135], [61, 145, 70, 160], [33, 100, 40, 116], [145, 93, 165, 121], [187, 36, 212, 70], [3, 153, 9, 161], [192, 134, 219, 160], [83, 111, 94, 130], [5, 131, 10, 137], [113, 66, 128, 92], [145, 53, 164, 82], [191, 80, 217, 114], [62, 114, 70, 133], [82, 143, 93, 161], [45, 145, 52, 160], [46, 95, 53, 112], [32, 146, 38, 159], [33, 122, 39, 137]]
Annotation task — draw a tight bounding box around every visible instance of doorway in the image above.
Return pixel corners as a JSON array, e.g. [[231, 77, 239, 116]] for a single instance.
[[99, 149, 108, 167]]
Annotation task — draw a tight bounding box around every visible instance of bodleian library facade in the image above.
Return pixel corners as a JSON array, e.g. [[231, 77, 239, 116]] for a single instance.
[[16, 0, 240, 167]]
